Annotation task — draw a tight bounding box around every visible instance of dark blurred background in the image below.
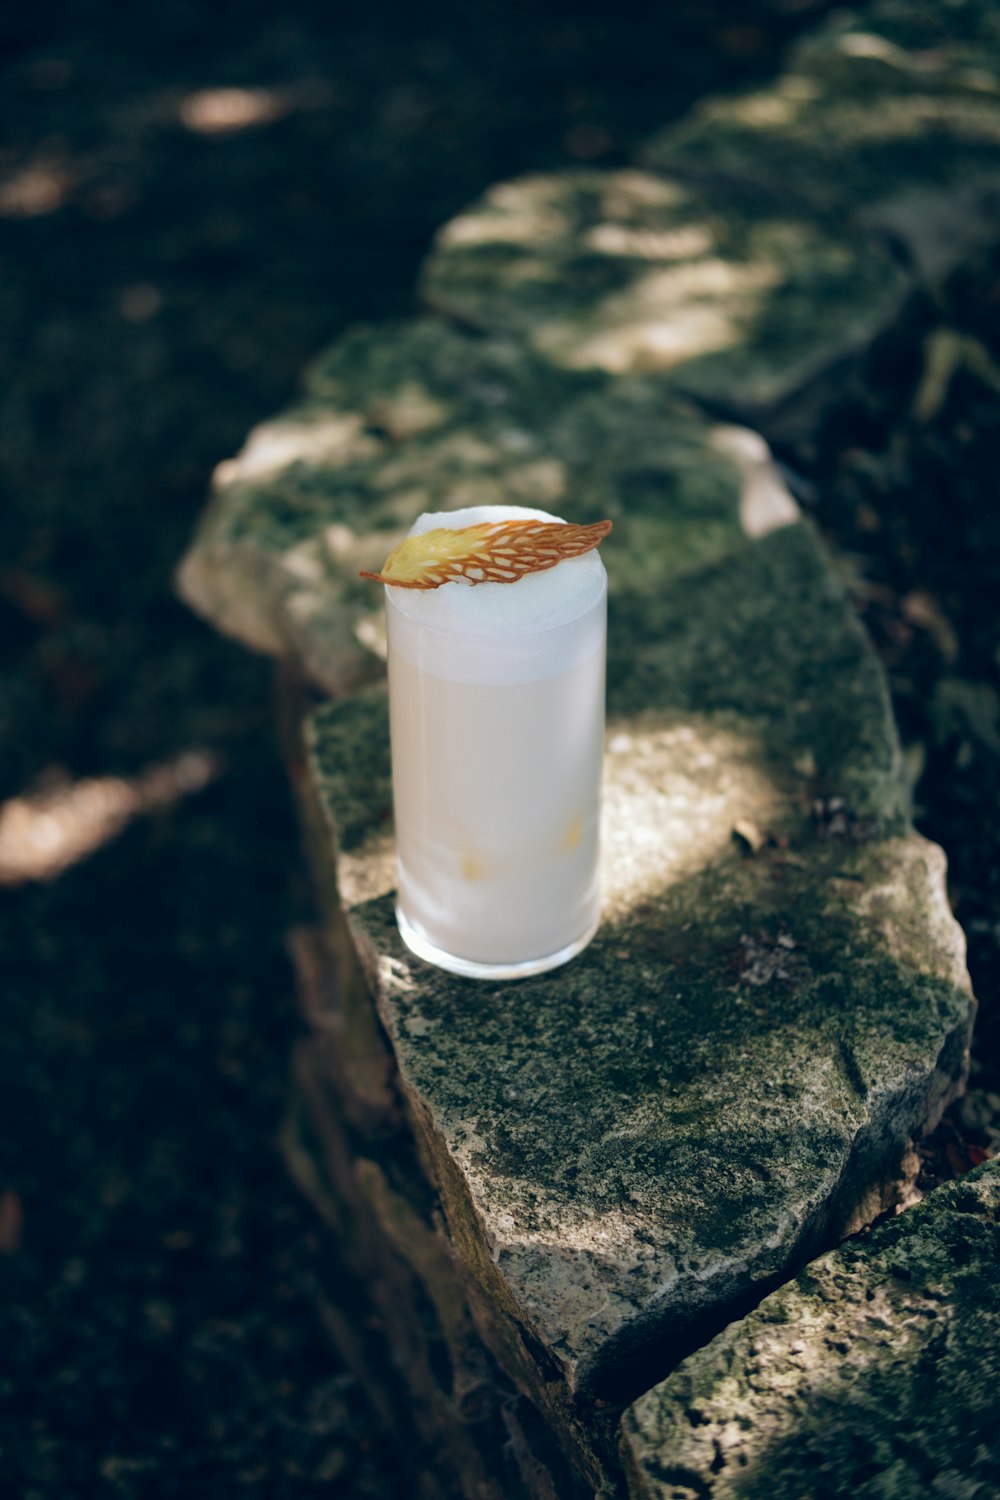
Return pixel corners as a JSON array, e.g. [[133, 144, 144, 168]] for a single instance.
[[2, 2, 998, 1496]]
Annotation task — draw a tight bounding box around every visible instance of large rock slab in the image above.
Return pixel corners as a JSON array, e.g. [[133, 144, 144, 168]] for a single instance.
[[642, 0, 1000, 283], [177, 318, 769, 693], [306, 514, 973, 1423], [420, 169, 908, 415], [622, 1160, 1000, 1499], [178, 309, 973, 1478]]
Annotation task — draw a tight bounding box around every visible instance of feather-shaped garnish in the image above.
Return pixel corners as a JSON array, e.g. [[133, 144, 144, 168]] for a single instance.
[[360, 517, 611, 589]]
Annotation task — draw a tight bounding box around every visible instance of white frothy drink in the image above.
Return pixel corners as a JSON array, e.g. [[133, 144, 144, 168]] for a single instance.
[[385, 504, 607, 979]]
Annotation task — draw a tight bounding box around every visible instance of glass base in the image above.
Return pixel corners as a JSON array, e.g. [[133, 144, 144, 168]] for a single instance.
[[395, 905, 600, 981]]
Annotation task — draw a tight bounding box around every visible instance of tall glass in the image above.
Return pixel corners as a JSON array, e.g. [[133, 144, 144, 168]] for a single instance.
[[384, 505, 606, 980]]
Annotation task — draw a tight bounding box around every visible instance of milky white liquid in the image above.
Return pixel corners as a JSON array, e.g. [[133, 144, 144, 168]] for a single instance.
[[385, 506, 607, 977]]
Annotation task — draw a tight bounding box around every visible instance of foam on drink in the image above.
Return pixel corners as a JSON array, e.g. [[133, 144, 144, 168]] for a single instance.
[[385, 505, 606, 977]]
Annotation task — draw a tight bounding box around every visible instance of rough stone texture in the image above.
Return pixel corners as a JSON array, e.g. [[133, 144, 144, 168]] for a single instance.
[[305, 515, 973, 1431], [622, 1160, 1000, 1499], [279, 921, 542, 1500], [284, 809, 608, 1499], [642, 0, 1000, 284], [419, 169, 908, 414], [178, 317, 770, 691]]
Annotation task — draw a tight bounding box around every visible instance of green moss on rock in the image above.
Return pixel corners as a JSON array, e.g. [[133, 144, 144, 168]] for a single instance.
[[420, 169, 907, 412], [177, 319, 757, 694], [305, 515, 972, 1407], [642, 1, 1000, 284], [622, 1161, 1000, 1499]]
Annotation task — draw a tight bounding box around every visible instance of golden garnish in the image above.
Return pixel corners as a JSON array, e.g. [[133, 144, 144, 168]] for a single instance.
[[360, 517, 612, 589]]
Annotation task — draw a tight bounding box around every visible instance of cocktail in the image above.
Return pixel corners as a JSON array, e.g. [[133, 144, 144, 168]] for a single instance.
[[362, 505, 610, 979]]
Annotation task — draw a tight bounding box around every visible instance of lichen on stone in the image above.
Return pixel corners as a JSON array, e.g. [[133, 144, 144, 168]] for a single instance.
[[622, 1161, 1000, 1498], [420, 168, 908, 410], [641, 0, 1000, 284], [177, 319, 757, 694]]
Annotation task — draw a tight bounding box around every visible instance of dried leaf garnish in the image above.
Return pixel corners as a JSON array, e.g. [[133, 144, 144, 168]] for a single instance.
[[360, 518, 612, 589]]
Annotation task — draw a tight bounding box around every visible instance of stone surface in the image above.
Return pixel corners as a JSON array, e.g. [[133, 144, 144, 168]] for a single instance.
[[622, 1159, 1000, 1499], [281, 926, 527, 1500], [420, 169, 908, 414], [284, 832, 611, 1498], [642, 0, 1000, 283], [306, 514, 973, 1416], [177, 317, 773, 693], [178, 321, 566, 694]]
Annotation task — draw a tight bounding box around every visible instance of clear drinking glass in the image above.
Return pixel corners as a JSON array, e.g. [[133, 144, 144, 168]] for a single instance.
[[384, 505, 607, 980]]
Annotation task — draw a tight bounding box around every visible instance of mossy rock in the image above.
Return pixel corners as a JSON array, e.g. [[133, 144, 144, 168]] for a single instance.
[[642, 1, 1000, 283], [420, 169, 908, 413], [305, 519, 973, 1409], [177, 317, 772, 694], [622, 1160, 1000, 1499]]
